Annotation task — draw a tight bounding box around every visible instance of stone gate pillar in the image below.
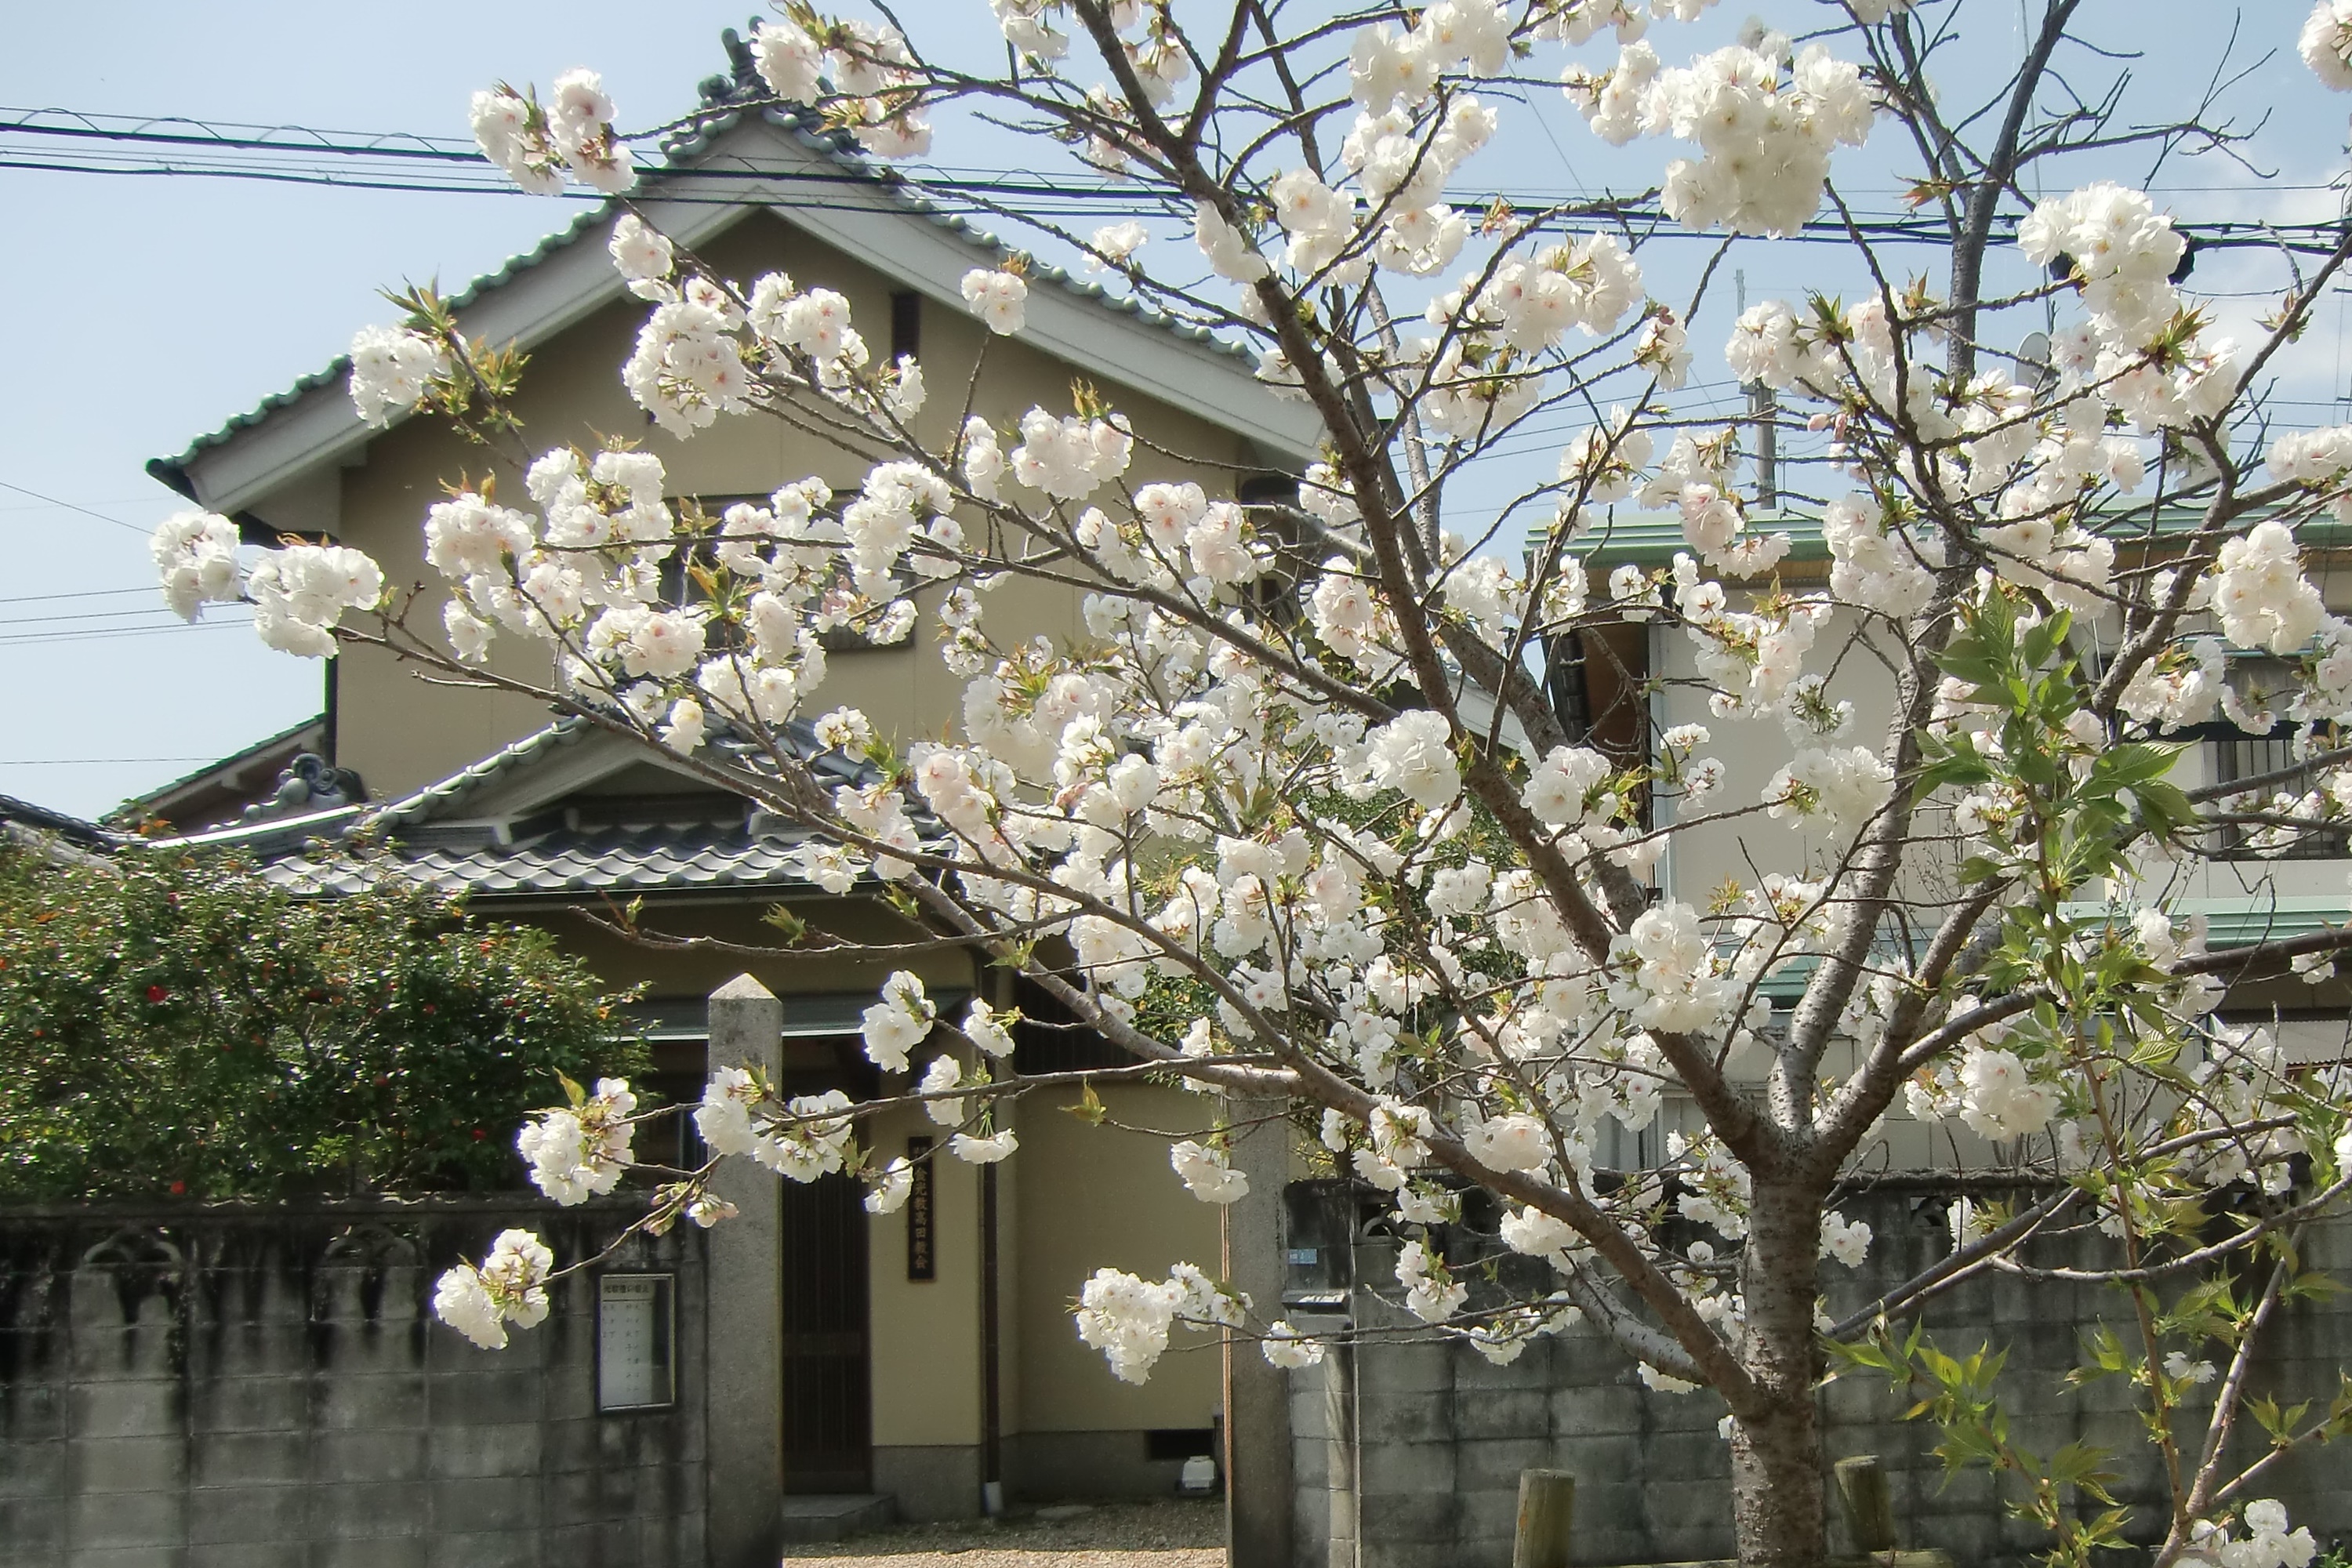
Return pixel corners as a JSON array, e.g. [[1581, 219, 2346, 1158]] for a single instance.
[[1224, 1094, 1295, 1568], [706, 975, 784, 1567]]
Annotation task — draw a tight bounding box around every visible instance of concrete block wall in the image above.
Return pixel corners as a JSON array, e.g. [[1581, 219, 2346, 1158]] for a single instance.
[[1290, 1189, 2352, 1568], [0, 1199, 705, 1567]]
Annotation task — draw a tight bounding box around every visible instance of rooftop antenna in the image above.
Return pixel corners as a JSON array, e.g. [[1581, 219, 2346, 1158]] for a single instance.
[[2339, 184, 2352, 406]]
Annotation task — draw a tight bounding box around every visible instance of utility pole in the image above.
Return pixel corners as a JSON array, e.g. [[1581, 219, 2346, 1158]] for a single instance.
[[1735, 270, 1777, 510]]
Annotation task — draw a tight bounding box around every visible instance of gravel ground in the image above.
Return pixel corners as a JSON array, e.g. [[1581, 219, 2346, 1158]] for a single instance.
[[781, 1498, 1225, 1567]]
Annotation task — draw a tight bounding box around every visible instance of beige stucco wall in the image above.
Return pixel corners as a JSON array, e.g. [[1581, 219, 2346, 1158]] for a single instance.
[[863, 1098, 986, 1451], [1011, 1083, 1223, 1436], [850, 1083, 1222, 1456], [309, 207, 1276, 800], [517, 892, 1223, 1457]]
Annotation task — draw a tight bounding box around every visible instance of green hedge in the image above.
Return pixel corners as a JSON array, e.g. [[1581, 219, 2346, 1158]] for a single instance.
[[0, 840, 644, 1199]]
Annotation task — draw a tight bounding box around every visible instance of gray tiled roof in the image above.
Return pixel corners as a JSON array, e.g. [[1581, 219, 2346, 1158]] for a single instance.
[[361, 714, 870, 829], [256, 815, 815, 899], [368, 717, 599, 830], [209, 715, 898, 902], [0, 793, 110, 848]]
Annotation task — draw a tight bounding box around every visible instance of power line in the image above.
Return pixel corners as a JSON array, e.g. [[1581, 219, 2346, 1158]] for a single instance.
[[0, 619, 252, 648], [10, 147, 2346, 261], [6, 106, 2345, 200], [2, 107, 2347, 255], [0, 108, 477, 158], [0, 497, 161, 512], [0, 604, 232, 630], [0, 757, 226, 766], [0, 478, 150, 538], [0, 585, 167, 606]]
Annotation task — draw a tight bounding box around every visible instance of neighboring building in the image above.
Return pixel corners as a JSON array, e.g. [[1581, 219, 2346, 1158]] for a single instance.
[[0, 793, 111, 864], [1551, 499, 2352, 1168], [107, 713, 339, 834], [136, 30, 1316, 1525]]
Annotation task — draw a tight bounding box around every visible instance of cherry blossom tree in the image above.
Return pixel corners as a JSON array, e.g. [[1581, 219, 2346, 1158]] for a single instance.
[[154, 2, 2352, 1563]]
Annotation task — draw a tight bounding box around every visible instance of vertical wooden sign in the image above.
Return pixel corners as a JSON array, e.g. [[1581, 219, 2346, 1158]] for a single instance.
[[906, 1135, 936, 1280]]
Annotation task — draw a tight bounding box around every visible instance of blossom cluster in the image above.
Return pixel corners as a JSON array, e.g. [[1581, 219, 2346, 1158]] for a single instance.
[[243, 543, 385, 658], [1904, 1033, 2065, 1145], [1566, 34, 1877, 236], [2188, 1501, 2319, 1568], [695, 1065, 858, 1181], [1611, 902, 1734, 1035], [1169, 1139, 1250, 1204], [470, 71, 634, 195], [749, 15, 931, 156], [2017, 183, 2187, 350], [1074, 1262, 1247, 1383], [861, 971, 937, 1073], [2307, 1, 2352, 88], [152, 511, 241, 622], [517, 1077, 637, 1204], [347, 325, 446, 426], [960, 268, 1028, 335], [432, 1230, 554, 1350]]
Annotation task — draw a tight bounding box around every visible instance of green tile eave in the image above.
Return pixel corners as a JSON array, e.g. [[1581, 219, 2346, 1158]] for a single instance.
[[1738, 895, 2350, 1004], [2060, 895, 2349, 947], [1530, 504, 2352, 569]]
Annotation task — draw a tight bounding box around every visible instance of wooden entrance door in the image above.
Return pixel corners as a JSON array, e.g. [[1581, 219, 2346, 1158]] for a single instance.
[[779, 1167, 872, 1492]]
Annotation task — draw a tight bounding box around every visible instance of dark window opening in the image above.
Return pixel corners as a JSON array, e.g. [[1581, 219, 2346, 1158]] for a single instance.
[[891, 292, 921, 361], [1238, 474, 1302, 508], [1145, 1428, 1218, 1461], [641, 1066, 706, 1174], [1012, 975, 1134, 1074], [780, 1168, 873, 1492], [2205, 724, 2347, 860], [1542, 618, 1652, 826], [1239, 473, 1306, 627]]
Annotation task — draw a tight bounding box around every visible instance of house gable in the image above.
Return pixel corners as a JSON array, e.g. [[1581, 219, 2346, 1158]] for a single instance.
[[149, 43, 1322, 800], [151, 104, 1316, 528]]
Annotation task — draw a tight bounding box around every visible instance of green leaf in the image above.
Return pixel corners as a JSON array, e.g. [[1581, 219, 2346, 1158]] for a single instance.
[[2045, 1441, 2119, 1502]]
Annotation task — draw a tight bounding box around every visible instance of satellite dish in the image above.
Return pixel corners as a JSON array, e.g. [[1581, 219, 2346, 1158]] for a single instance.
[[2016, 332, 2055, 397]]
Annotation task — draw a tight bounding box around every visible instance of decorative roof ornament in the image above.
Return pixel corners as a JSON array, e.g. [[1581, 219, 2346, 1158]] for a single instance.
[[699, 21, 768, 108], [239, 753, 367, 825]]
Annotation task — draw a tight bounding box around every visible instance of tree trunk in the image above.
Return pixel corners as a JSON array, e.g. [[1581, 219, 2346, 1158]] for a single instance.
[[1730, 1396, 1827, 1568], [1732, 1179, 1829, 1568]]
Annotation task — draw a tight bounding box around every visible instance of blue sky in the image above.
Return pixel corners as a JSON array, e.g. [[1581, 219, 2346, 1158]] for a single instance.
[[2, 1, 2343, 818], [0, 3, 755, 818]]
